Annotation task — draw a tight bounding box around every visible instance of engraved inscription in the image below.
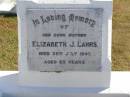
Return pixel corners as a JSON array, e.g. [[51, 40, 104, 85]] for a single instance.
[[27, 8, 103, 72]]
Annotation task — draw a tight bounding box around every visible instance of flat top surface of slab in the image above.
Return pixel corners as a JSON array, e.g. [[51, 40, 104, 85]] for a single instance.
[[0, 71, 130, 97], [0, 0, 15, 11], [17, 0, 112, 4]]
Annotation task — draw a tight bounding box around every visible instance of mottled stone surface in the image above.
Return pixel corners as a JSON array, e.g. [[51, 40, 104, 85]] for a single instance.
[[27, 8, 103, 71]]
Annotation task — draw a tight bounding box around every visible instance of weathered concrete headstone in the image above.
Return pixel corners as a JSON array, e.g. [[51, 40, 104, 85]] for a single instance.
[[28, 8, 102, 71], [17, 0, 112, 87]]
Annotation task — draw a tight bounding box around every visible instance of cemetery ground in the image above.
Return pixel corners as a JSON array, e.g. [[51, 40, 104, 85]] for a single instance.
[[0, 0, 130, 71]]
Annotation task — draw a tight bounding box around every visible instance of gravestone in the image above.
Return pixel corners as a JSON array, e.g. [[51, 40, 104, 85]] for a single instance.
[[17, 0, 112, 87], [28, 8, 102, 71]]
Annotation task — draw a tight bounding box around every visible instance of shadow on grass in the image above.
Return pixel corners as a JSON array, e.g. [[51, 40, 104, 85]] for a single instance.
[[0, 13, 17, 17]]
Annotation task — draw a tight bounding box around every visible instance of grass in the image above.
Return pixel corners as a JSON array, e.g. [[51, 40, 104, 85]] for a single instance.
[[112, 0, 130, 70], [0, 0, 130, 70], [0, 14, 18, 70]]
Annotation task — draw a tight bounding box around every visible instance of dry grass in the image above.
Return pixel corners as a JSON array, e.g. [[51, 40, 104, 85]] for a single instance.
[[0, 0, 130, 70], [0, 14, 18, 70], [112, 0, 130, 70]]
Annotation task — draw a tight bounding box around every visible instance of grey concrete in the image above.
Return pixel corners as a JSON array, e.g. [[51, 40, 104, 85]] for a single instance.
[[0, 0, 16, 13]]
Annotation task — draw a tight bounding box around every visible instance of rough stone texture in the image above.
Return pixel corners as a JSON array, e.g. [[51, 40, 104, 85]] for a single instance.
[[27, 8, 103, 71]]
